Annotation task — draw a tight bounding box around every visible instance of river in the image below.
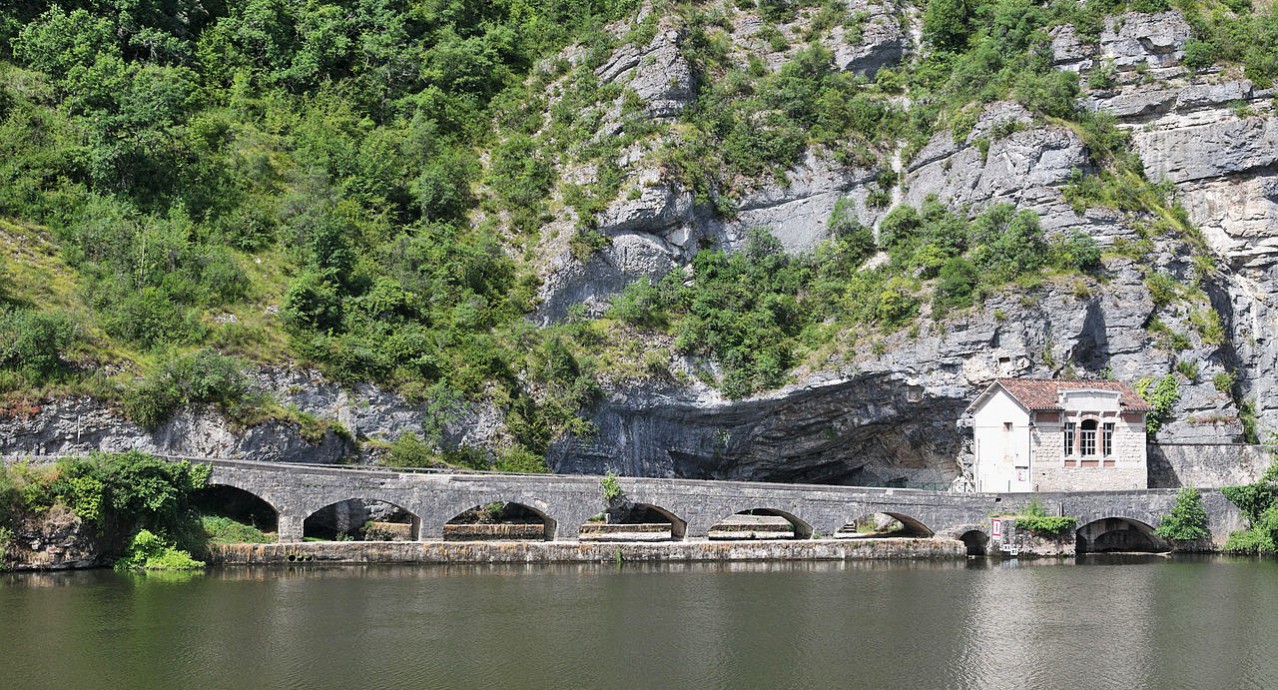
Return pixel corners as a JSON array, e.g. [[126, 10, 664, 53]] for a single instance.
[[2, 556, 1275, 689]]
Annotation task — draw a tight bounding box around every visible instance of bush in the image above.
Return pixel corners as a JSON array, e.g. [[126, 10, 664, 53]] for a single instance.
[[123, 350, 258, 429], [609, 276, 669, 329], [1222, 464, 1278, 554], [933, 256, 979, 315], [282, 270, 344, 333], [0, 308, 77, 381], [1136, 373, 1180, 435], [1015, 515, 1077, 537], [601, 470, 623, 503], [100, 286, 195, 350], [969, 205, 1045, 281], [114, 529, 204, 571], [1154, 487, 1210, 543], [1014, 498, 1078, 536], [382, 432, 444, 468], [1182, 40, 1219, 70], [923, 0, 973, 51], [1049, 231, 1102, 272]]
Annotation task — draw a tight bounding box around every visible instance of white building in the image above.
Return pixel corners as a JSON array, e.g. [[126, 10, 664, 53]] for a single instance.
[[965, 379, 1150, 493]]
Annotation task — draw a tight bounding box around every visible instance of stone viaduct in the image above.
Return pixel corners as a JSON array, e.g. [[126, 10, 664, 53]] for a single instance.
[[200, 459, 1245, 548]]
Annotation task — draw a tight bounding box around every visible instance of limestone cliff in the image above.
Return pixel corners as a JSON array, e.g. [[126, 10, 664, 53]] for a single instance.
[[3, 3, 1270, 487]]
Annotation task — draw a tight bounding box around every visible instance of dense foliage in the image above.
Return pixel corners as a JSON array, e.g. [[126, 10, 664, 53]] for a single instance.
[[610, 199, 1096, 397], [0, 0, 1270, 458], [0, 452, 212, 567], [1014, 499, 1078, 537], [1222, 463, 1278, 554], [1154, 487, 1210, 543], [0, 0, 641, 468]]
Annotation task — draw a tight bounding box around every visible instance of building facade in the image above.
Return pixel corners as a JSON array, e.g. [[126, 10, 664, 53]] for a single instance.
[[965, 379, 1150, 493]]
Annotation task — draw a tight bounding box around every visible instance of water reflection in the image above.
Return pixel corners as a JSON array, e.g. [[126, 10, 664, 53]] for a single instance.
[[2, 557, 1277, 690]]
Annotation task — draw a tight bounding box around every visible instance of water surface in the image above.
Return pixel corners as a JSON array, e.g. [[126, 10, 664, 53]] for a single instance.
[[2, 556, 1275, 689]]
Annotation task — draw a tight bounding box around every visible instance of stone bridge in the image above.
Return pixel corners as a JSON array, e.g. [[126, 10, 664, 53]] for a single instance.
[[199, 459, 1245, 548]]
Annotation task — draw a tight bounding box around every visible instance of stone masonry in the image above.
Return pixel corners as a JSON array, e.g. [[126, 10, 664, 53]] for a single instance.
[[202, 459, 1245, 547]]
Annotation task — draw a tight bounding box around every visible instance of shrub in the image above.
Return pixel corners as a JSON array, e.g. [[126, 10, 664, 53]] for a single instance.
[[879, 205, 920, 251], [1182, 40, 1219, 70], [600, 470, 623, 503], [123, 350, 258, 429], [114, 529, 204, 571], [0, 309, 77, 381], [923, 0, 973, 51], [609, 277, 669, 329], [201, 516, 274, 546], [969, 205, 1045, 281], [933, 256, 979, 315], [1015, 514, 1077, 537], [1222, 465, 1278, 554], [1136, 373, 1181, 435], [1049, 231, 1102, 272], [282, 270, 344, 333], [100, 286, 193, 350], [382, 432, 444, 468], [1154, 487, 1210, 543], [1145, 272, 1181, 307]]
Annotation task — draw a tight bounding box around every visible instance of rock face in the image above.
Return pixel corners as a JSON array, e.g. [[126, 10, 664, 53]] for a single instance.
[[830, 0, 910, 77], [6, 7, 1275, 488], [534, 0, 917, 322], [1051, 11, 1192, 74], [596, 25, 696, 119], [0, 395, 353, 463], [3, 506, 102, 571]]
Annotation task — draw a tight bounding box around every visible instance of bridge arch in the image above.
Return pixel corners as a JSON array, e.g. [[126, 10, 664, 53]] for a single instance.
[[303, 498, 421, 541], [445, 502, 556, 541], [192, 484, 281, 537], [958, 530, 989, 556], [580, 503, 689, 541], [839, 512, 934, 538], [708, 508, 813, 540], [1075, 516, 1169, 553]]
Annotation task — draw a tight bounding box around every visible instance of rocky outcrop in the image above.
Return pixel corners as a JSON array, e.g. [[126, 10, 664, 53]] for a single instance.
[[534, 0, 917, 321], [1070, 12, 1278, 437], [7, 7, 1274, 488], [829, 0, 910, 77], [553, 256, 1240, 483], [596, 24, 696, 119], [0, 396, 353, 463], [903, 102, 1126, 239], [3, 505, 102, 571], [1051, 10, 1191, 74]]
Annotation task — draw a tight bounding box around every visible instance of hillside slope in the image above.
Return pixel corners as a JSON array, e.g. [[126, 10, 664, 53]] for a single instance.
[[1, 0, 1274, 485]]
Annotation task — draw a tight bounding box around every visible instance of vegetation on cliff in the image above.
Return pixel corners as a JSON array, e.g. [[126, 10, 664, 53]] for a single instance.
[[0, 452, 211, 569], [1222, 462, 1278, 554], [1, 0, 1275, 463]]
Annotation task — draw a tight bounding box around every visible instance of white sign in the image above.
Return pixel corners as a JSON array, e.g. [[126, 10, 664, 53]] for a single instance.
[[991, 517, 1002, 538]]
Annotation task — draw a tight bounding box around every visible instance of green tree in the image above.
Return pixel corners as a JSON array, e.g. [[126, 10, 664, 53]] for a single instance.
[[1154, 487, 1210, 543], [923, 0, 972, 52]]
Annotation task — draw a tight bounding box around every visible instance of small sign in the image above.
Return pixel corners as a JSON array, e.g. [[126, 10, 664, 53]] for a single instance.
[[991, 517, 1002, 538], [1017, 469, 1028, 483]]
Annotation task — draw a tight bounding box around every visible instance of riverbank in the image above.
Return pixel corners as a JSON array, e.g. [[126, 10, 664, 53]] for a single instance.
[[208, 537, 967, 565]]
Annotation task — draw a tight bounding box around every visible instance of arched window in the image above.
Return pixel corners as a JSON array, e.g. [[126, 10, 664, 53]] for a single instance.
[[1080, 419, 1099, 457]]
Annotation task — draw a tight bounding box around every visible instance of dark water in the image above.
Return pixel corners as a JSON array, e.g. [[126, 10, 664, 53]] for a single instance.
[[2, 556, 1276, 690]]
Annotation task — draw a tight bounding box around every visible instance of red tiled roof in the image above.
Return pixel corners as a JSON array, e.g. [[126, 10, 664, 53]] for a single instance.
[[991, 378, 1152, 413]]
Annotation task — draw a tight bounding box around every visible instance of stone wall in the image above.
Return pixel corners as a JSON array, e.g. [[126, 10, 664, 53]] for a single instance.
[[1035, 466, 1147, 492], [208, 537, 967, 565], [1147, 443, 1273, 488]]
